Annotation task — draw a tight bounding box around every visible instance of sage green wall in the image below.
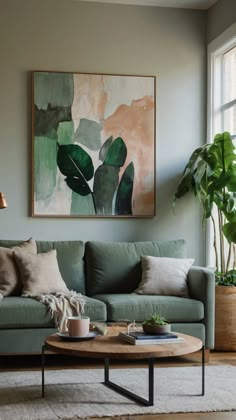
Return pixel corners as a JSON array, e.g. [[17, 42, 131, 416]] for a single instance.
[[207, 0, 236, 42], [0, 0, 206, 264]]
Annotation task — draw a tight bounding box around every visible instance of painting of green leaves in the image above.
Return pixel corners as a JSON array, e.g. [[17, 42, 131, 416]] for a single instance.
[[32, 71, 155, 217]]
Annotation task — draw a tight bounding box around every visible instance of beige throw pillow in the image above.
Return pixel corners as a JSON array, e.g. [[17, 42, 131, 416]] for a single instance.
[[0, 239, 37, 296], [135, 256, 194, 297], [13, 249, 69, 295]]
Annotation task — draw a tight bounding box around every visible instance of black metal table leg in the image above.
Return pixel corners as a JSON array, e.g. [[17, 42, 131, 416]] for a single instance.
[[202, 345, 205, 396], [41, 344, 46, 397], [148, 357, 154, 405], [103, 358, 155, 406], [104, 358, 109, 382]]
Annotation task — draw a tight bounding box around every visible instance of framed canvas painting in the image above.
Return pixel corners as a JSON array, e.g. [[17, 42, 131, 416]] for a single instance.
[[31, 71, 156, 217]]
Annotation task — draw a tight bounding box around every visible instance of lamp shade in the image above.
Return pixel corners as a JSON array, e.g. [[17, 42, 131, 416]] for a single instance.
[[0, 192, 7, 209]]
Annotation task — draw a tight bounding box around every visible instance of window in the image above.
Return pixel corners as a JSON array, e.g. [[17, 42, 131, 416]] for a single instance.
[[208, 24, 236, 140], [207, 24, 236, 268]]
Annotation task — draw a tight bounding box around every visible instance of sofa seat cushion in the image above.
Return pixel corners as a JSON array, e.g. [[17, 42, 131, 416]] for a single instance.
[[92, 294, 204, 323], [0, 296, 107, 328], [83, 296, 107, 321], [0, 297, 54, 328]]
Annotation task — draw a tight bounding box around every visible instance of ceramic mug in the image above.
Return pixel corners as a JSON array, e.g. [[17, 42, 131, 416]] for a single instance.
[[66, 316, 90, 337]]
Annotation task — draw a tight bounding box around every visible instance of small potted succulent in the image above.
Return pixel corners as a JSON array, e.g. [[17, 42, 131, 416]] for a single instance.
[[142, 313, 170, 334]]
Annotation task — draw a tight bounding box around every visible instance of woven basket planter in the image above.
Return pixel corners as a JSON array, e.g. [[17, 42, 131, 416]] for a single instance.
[[215, 285, 236, 351]]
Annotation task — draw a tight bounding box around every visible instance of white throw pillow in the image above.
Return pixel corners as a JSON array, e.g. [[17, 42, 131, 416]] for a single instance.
[[135, 256, 194, 297], [13, 249, 69, 295]]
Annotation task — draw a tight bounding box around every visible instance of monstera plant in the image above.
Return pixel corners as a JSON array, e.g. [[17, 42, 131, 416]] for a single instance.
[[57, 129, 134, 216], [174, 132, 236, 286]]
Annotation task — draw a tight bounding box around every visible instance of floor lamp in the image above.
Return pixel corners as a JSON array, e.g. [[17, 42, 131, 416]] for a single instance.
[[0, 192, 7, 209]]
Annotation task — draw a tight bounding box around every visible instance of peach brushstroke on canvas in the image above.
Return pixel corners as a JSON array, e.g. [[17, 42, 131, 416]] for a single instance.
[[102, 96, 155, 216], [72, 74, 107, 132], [72, 74, 108, 170]]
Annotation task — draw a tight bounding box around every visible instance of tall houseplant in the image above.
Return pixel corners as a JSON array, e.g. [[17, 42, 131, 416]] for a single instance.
[[174, 131, 236, 284], [174, 131, 236, 350]]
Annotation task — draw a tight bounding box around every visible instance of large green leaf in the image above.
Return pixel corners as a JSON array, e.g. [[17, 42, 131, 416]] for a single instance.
[[174, 131, 236, 249], [223, 205, 236, 222], [57, 143, 94, 181], [174, 178, 191, 200], [104, 137, 127, 167], [174, 174, 193, 200], [200, 145, 216, 169], [209, 171, 233, 192], [99, 136, 113, 162], [227, 165, 236, 191], [206, 143, 223, 170], [74, 118, 102, 151], [213, 132, 236, 171], [65, 176, 91, 196], [223, 222, 236, 243], [115, 162, 134, 215], [174, 147, 203, 202], [213, 191, 224, 210], [194, 160, 207, 190], [93, 165, 119, 215], [184, 147, 203, 171]]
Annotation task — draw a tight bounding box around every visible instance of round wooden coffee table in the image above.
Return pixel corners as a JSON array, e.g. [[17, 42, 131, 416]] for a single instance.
[[42, 331, 204, 406]]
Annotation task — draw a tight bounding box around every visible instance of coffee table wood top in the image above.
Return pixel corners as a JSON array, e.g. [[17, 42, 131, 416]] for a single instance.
[[45, 329, 202, 360]]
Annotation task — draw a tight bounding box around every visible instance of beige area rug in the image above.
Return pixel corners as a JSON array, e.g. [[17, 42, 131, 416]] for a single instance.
[[0, 366, 235, 419]]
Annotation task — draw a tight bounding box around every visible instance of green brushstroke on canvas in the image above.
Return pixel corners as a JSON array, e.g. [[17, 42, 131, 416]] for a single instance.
[[93, 165, 119, 215], [99, 136, 113, 162], [74, 118, 102, 151], [115, 162, 134, 215], [70, 192, 95, 215], [57, 121, 74, 145], [34, 72, 74, 110], [34, 136, 57, 200], [34, 105, 72, 137]]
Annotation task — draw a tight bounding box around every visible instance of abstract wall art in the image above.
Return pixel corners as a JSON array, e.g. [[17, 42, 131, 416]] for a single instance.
[[32, 71, 156, 217]]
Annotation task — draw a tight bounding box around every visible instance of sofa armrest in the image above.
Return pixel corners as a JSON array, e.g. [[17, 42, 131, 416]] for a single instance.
[[188, 266, 215, 349]]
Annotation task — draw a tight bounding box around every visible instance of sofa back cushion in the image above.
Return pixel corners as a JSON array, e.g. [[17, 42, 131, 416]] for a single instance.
[[85, 240, 187, 295], [0, 240, 86, 295]]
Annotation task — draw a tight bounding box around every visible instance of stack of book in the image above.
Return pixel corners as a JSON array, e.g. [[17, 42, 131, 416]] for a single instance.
[[119, 331, 184, 345]]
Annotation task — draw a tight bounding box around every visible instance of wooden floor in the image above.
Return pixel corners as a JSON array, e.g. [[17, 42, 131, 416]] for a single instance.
[[0, 350, 236, 420]]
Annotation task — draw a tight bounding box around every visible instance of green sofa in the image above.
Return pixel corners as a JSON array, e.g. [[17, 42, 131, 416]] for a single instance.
[[0, 239, 215, 354]]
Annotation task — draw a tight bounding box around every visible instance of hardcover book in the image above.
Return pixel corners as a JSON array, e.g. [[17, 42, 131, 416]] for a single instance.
[[119, 332, 184, 345], [128, 332, 179, 340]]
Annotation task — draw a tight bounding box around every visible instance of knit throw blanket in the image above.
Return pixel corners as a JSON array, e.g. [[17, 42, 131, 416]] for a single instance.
[[29, 291, 86, 332], [0, 291, 86, 333]]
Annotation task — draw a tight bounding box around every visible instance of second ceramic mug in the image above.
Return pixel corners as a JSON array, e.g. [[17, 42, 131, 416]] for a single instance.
[[66, 316, 90, 337]]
